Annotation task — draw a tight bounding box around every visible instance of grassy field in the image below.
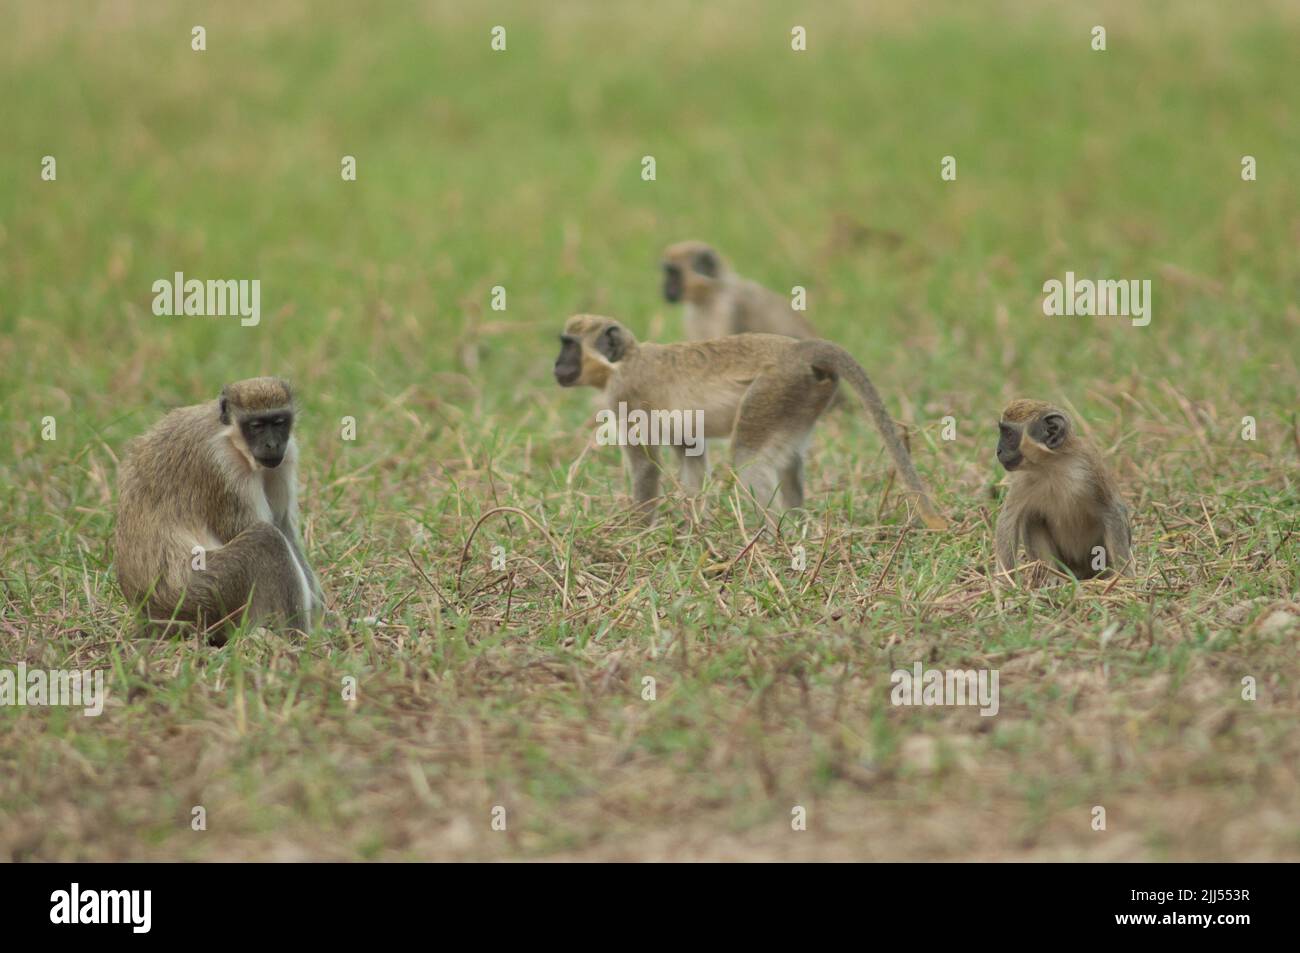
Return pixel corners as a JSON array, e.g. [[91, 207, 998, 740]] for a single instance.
[[1, 0, 1297, 861]]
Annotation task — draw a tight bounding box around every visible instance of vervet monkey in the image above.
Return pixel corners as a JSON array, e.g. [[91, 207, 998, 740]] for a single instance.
[[553, 314, 946, 528], [115, 377, 323, 638], [994, 399, 1132, 582], [661, 240, 818, 341]]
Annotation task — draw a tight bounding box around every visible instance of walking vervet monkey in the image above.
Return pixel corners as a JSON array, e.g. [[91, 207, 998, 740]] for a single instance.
[[994, 399, 1132, 583], [115, 377, 323, 638], [661, 241, 818, 341], [553, 314, 947, 528]]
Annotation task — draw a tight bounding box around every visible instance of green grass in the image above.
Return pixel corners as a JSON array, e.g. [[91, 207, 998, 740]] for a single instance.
[[1, 0, 1297, 860]]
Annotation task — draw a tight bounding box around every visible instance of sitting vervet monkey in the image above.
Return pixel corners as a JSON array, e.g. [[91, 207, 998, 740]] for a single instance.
[[994, 399, 1132, 583], [115, 377, 323, 638], [553, 314, 947, 528], [661, 240, 818, 341]]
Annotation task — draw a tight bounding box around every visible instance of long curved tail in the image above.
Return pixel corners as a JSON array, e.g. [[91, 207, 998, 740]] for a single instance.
[[798, 340, 948, 529]]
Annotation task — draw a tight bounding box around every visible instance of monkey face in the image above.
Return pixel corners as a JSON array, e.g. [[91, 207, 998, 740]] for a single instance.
[[998, 410, 1070, 471], [554, 334, 583, 387], [242, 412, 293, 468], [218, 378, 296, 468], [660, 242, 724, 304], [555, 317, 634, 388], [662, 263, 684, 303], [996, 422, 1024, 471]]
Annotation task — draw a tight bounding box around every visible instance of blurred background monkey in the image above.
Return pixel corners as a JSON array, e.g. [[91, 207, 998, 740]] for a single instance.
[[661, 240, 818, 341]]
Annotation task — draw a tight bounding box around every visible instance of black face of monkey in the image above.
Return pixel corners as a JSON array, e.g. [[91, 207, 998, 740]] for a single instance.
[[554, 325, 628, 387], [554, 335, 583, 387], [996, 421, 1024, 471], [662, 263, 683, 303], [998, 412, 1069, 471], [241, 412, 293, 468]]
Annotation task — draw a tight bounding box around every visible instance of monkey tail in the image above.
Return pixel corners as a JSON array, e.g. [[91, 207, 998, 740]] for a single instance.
[[799, 341, 949, 530]]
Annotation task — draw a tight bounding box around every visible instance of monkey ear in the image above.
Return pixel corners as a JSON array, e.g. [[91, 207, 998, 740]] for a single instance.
[[692, 250, 719, 278], [1039, 412, 1070, 449], [596, 325, 626, 362], [218, 392, 231, 425]]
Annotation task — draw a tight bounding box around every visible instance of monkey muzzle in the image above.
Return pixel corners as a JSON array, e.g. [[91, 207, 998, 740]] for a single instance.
[[253, 439, 287, 468], [662, 265, 683, 303], [554, 337, 582, 386], [997, 423, 1024, 471]]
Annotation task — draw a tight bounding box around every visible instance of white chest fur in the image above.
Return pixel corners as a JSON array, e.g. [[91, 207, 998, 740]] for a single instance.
[[211, 429, 298, 527], [259, 454, 297, 526], [1011, 457, 1103, 562]]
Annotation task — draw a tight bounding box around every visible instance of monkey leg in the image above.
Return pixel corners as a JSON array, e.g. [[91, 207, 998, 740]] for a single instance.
[[1024, 514, 1130, 581], [277, 517, 325, 620], [292, 541, 325, 623], [1023, 518, 1071, 584], [993, 513, 1055, 586], [623, 443, 662, 521], [185, 523, 313, 634], [1101, 503, 1133, 577], [777, 453, 806, 510], [671, 443, 709, 495], [730, 368, 826, 511], [993, 511, 1020, 578], [730, 445, 780, 507]]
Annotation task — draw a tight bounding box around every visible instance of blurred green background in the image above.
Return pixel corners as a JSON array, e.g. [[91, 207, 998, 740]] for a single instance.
[[3, 0, 1296, 434], [1, 0, 1297, 861]]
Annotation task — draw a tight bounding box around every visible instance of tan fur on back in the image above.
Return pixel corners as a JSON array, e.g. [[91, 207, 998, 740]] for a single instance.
[[606, 334, 794, 439]]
